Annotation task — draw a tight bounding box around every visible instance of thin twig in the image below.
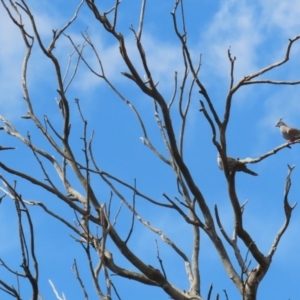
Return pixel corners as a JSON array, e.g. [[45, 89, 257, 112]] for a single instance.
[[137, 0, 147, 40], [155, 240, 167, 279], [125, 179, 136, 244], [72, 259, 89, 300]]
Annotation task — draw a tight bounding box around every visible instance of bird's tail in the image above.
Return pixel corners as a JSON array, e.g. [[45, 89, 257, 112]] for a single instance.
[[243, 167, 258, 176]]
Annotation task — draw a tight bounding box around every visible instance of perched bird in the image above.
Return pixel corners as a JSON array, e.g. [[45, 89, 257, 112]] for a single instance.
[[217, 153, 258, 176], [275, 118, 300, 143]]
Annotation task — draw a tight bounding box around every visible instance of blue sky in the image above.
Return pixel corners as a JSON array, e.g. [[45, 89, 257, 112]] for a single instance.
[[1, 0, 300, 299]]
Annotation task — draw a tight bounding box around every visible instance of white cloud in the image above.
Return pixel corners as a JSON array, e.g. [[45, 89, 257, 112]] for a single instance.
[[0, 1, 88, 120], [201, 0, 263, 81], [198, 0, 300, 87], [0, 9, 26, 118], [0, 3, 61, 119], [195, 0, 300, 155], [71, 30, 184, 96], [261, 0, 300, 36]]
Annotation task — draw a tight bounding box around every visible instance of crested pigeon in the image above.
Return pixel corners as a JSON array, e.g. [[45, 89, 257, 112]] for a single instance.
[[217, 153, 258, 176], [275, 119, 300, 143]]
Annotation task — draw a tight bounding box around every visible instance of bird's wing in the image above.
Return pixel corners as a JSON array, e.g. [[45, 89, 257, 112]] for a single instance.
[[217, 156, 224, 170], [287, 127, 300, 138]]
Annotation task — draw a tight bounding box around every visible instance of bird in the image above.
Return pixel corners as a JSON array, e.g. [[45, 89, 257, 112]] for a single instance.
[[275, 118, 300, 143], [217, 153, 258, 176]]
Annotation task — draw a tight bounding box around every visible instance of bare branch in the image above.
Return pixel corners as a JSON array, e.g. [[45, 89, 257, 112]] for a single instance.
[[237, 141, 299, 165], [214, 205, 249, 276], [207, 283, 213, 300], [242, 79, 300, 85], [171, 1, 221, 127], [155, 240, 167, 279], [199, 100, 219, 149], [124, 179, 136, 244], [49, 280, 67, 300], [168, 71, 178, 109], [241, 35, 300, 83], [228, 47, 236, 89], [71, 260, 89, 300], [179, 54, 201, 156], [137, 0, 147, 40], [267, 165, 297, 259]]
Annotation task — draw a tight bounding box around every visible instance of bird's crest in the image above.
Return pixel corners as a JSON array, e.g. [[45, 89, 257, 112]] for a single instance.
[[275, 117, 286, 127]]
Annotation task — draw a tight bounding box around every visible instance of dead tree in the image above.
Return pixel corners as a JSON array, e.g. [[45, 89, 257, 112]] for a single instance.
[[0, 1, 299, 299]]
